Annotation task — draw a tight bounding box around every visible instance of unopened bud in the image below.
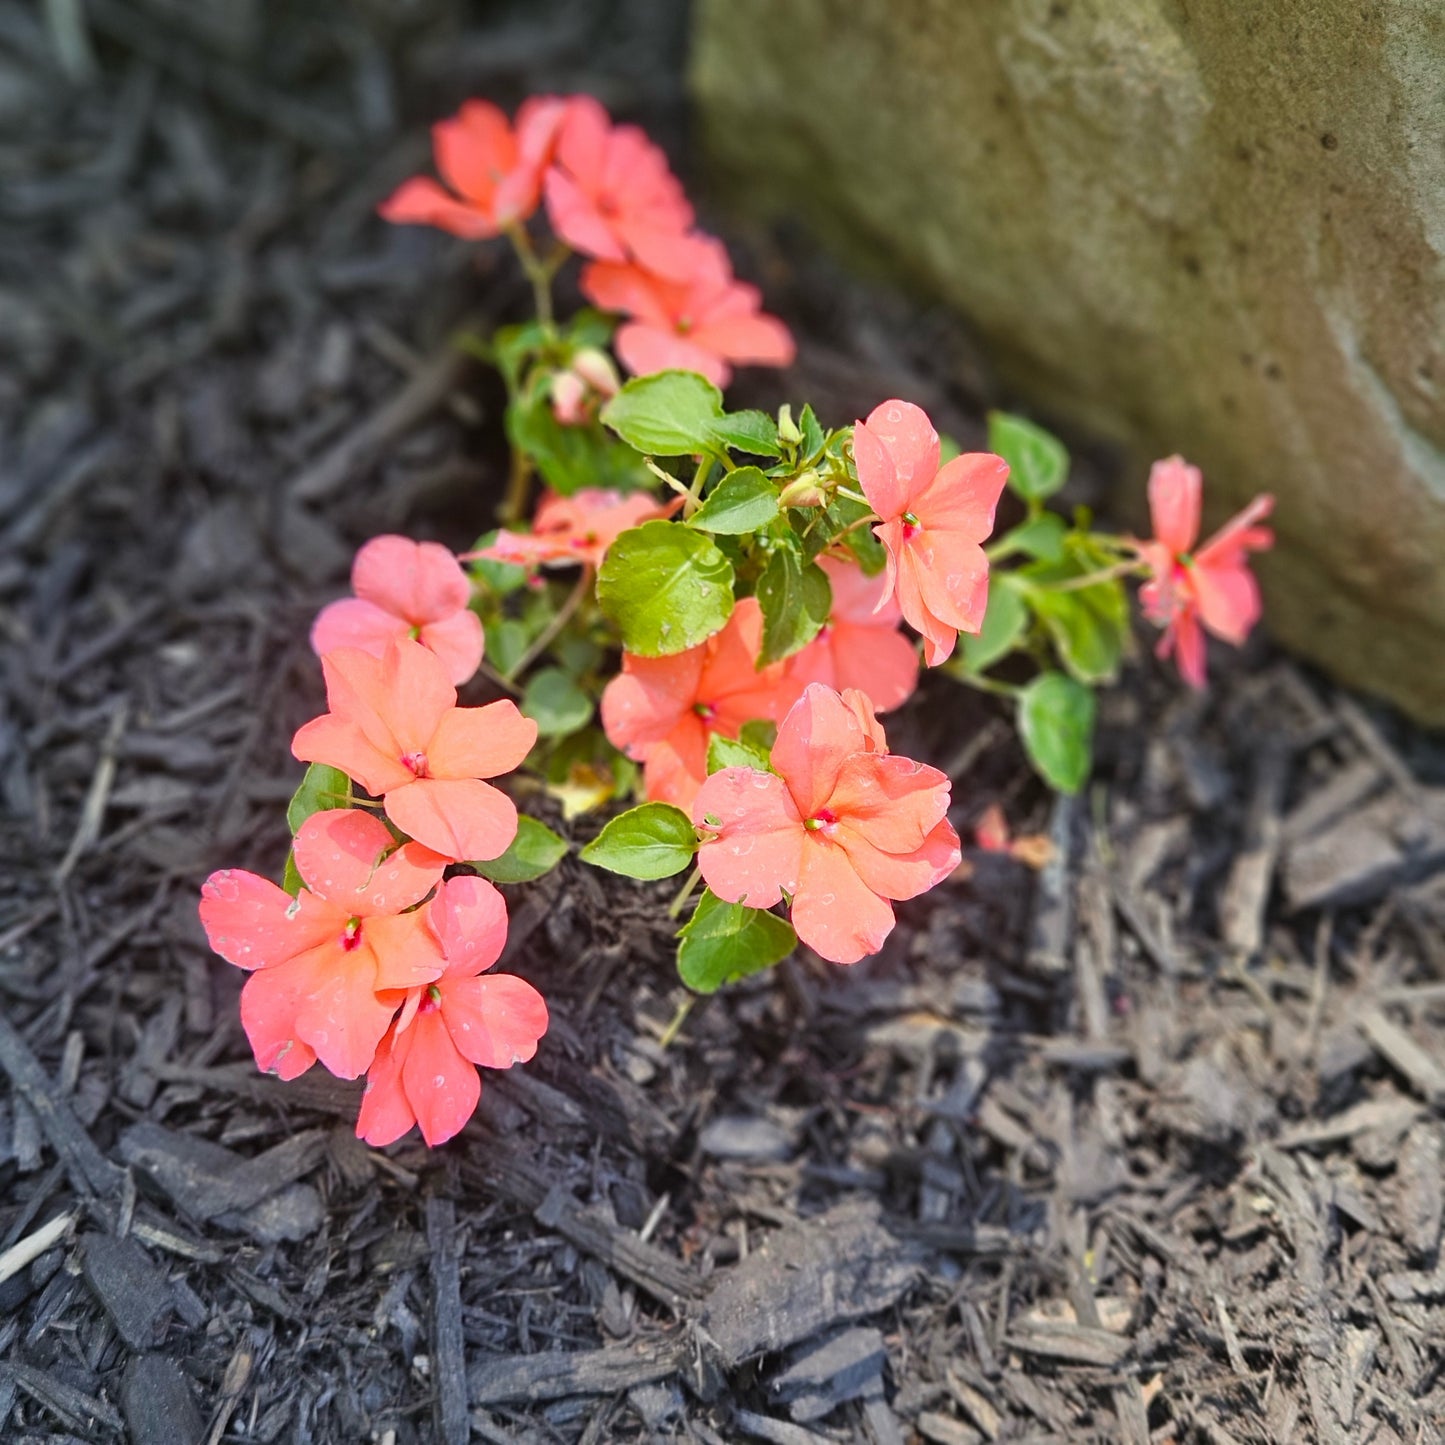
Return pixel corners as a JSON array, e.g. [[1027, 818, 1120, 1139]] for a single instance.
[[778, 470, 828, 508], [571, 347, 620, 398], [550, 370, 588, 426], [777, 403, 801, 447]]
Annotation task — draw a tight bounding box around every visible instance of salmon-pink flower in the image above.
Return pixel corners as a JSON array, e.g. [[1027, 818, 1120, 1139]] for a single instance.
[[785, 555, 919, 713], [1136, 456, 1275, 689], [379, 97, 566, 239], [542, 94, 707, 282], [692, 684, 960, 964], [601, 598, 799, 809], [467, 489, 674, 572], [311, 535, 484, 687], [199, 809, 448, 1081], [852, 400, 1008, 667], [292, 640, 537, 861], [356, 875, 548, 1147], [580, 238, 794, 388]]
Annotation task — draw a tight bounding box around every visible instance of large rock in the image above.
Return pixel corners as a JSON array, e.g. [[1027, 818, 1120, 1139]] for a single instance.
[[692, 0, 1445, 722]]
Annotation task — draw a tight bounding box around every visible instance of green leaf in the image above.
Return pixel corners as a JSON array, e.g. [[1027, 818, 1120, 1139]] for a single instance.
[[1027, 586, 1127, 685], [707, 733, 772, 774], [470, 815, 569, 884], [958, 577, 1029, 673], [489, 320, 551, 390], [599, 371, 782, 459], [484, 617, 532, 677], [989, 411, 1069, 503], [688, 467, 780, 534], [596, 520, 735, 656], [1002, 511, 1068, 562], [580, 802, 699, 879], [506, 393, 647, 496], [712, 409, 781, 457], [755, 544, 832, 665], [522, 667, 594, 738], [826, 494, 887, 575], [676, 889, 797, 993], [286, 763, 352, 834], [1018, 672, 1096, 794], [739, 719, 777, 753], [799, 404, 825, 458], [601, 371, 725, 455]]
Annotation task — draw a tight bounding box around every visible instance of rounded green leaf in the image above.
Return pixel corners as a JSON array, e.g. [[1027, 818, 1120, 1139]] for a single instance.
[[711, 409, 781, 457], [988, 412, 1069, 504], [1018, 672, 1096, 795], [1001, 511, 1068, 562], [580, 802, 699, 880], [522, 667, 594, 739], [707, 734, 772, 774], [959, 577, 1029, 674], [470, 816, 569, 884], [688, 467, 780, 534], [600, 371, 725, 455], [286, 763, 352, 834], [677, 889, 797, 993], [1028, 585, 1127, 685], [596, 520, 735, 656]]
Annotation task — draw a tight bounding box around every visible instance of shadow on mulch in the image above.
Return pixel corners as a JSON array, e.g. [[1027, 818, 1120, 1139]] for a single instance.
[[2, 4, 1444, 1443]]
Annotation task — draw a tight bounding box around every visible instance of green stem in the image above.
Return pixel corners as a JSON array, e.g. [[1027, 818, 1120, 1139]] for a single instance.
[[506, 223, 557, 329], [667, 865, 702, 919], [1042, 560, 1144, 593], [951, 670, 1021, 700], [500, 447, 534, 526], [505, 566, 594, 682], [833, 484, 870, 508], [645, 458, 692, 504]]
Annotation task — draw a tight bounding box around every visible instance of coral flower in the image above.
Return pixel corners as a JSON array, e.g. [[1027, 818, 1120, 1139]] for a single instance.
[[785, 555, 919, 713], [600, 598, 798, 809], [356, 875, 548, 1148], [199, 809, 448, 1081], [580, 238, 795, 388], [379, 97, 566, 239], [1136, 456, 1274, 689], [543, 94, 707, 282], [311, 535, 484, 687], [692, 684, 960, 965], [468, 489, 674, 572], [292, 640, 537, 861], [852, 400, 1009, 667]]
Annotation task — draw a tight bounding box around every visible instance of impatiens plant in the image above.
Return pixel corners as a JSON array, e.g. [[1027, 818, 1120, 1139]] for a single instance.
[[200, 93, 1275, 1148]]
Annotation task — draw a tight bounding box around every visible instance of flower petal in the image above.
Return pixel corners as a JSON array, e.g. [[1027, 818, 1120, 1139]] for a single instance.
[[693, 768, 803, 910], [292, 714, 411, 799], [770, 683, 866, 819], [827, 622, 918, 713], [433, 100, 514, 209], [385, 777, 519, 862], [1190, 561, 1262, 645], [426, 700, 537, 780], [310, 598, 410, 666], [356, 1023, 417, 1146], [430, 875, 509, 978], [199, 869, 336, 971], [292, 809, 425, 910], [639, 720, 710, 807], [914, 453, 1008, 542], [839, 816, 960, 901], [400, 1008, 481, 1146], [828, 753, 952, 854], [613, 322, 730, 387], [856, 401, 940, 515], [790, 840, 896, 965], [691, 310, 795, 369], [545, 166, 627, 261], [278, 939, 398, 1080], [600, 648, 707, 755], [1147, 456, 1202, 557], [818, 554, 900, 627], [352, 535, 472, 624], [364, 912, 447, 992], [417, 610, 485, 686], [378, 177, 495, 239], [239, 966, 320, 1081], [441, 974, 549, 1069]]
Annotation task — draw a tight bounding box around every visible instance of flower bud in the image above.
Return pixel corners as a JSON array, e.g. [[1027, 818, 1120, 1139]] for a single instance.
[[777, 403, 802, 447], [550, 370, 588, 426], [778, 470, 828, 508], [571, 347, 620, 398]]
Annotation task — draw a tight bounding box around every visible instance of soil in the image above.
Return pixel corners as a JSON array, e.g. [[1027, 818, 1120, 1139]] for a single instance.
[[3, 4, 1444, 1444]]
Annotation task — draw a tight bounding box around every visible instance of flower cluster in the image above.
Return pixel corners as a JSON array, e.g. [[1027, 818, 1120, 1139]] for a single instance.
[[693, 684, 961, 964], [196, 91, 1281, 1153], [382, 94, 793, 390], [200, 539, 548, 1148]]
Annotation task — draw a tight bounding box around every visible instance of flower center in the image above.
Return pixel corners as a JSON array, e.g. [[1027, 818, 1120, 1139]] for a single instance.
[[340, 918, 363, 952], [694, 701, 717, 722], [901, 511, 921, 541], [401, 750, 430, 777], [803, 808, 838, 835], [420, 984, 443, 1012], [676, 315, 694, 335]]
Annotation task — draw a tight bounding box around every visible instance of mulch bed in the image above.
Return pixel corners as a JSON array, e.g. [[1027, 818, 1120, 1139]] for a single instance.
[[3, 4, 1444, 1442]]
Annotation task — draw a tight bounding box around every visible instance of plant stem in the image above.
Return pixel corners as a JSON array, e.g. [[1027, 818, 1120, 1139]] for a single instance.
[[1044, 560, 1144, 592], [833, 484, 871, 507], [658, 994, 696, 1049], [506, 223, 556, 328], [831, 510, 879, 541], [667, 865, 701, 919], [505, 566, 594, 682], [500, 447, 534, 525]]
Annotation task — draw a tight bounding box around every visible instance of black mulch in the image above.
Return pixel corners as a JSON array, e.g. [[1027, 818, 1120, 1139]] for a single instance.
[[3, 4, 1445, 1442]]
